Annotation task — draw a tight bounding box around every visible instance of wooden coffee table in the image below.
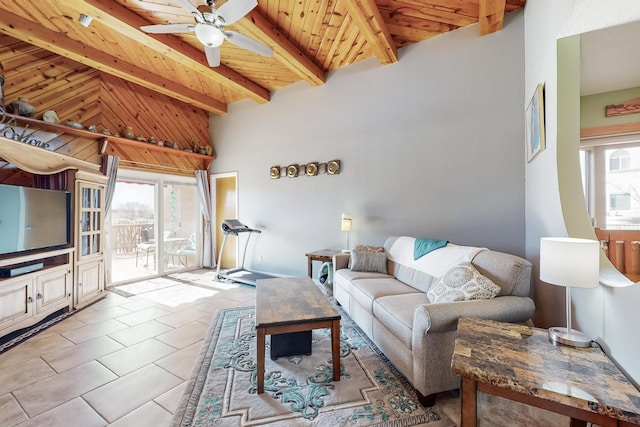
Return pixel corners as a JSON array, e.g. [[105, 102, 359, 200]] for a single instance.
[[255, 276, 341, 394]]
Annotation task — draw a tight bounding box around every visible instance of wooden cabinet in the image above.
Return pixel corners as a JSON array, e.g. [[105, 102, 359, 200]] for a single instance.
[[35, 265, 72, 317], [76, 259, 104, 307], [0, 276, 33, 333], [75, 175, 107, 308], [0, 136, 108, 338], [0, 249, 73, 336]]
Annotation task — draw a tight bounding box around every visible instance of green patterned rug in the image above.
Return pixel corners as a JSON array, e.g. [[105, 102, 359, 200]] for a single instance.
[[172, 305, 455, 427]]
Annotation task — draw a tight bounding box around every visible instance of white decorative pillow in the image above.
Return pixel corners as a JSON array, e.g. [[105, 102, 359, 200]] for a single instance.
[[427, 263, 501, 303]]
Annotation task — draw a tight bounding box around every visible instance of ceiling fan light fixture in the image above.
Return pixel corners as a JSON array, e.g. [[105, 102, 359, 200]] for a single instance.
[[195, 24, 225, 47]]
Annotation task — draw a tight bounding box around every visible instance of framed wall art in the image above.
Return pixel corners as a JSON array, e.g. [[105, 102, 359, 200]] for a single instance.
[[526, 83, 546, 162]]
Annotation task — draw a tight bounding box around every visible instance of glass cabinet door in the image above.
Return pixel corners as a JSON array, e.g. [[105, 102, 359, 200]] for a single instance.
[[77, 182, 104, 259]]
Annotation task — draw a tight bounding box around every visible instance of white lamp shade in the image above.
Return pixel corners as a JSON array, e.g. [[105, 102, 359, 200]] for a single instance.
[[341, 213, 351, 231], [195, 24, 225, 47], [540, 237, 600, 289]]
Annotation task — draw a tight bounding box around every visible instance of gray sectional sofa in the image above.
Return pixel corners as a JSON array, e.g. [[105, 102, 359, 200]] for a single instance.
[[332, 236, 535, 405]]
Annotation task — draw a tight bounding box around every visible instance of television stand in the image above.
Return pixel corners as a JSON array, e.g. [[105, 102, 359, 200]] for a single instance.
[[0, 248, 74, 337]]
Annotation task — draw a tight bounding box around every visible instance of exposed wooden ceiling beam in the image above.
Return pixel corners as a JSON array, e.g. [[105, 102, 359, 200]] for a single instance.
[[80, 0, 270, 105], [0, 9, 228, 114], [343, 0, 398, 65], [479, 0, 506, 35], [234, 11, 326, 86]]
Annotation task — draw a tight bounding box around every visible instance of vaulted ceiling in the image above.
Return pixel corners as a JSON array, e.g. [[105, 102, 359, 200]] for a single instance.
[[0, 0, 526, 116]]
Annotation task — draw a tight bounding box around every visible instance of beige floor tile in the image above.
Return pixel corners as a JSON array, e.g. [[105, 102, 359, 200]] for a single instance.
[[108, 401, 172, 427], [156, 307, 211, 328], [61, 319, 129, 344], [117, 297, 158, 313], [138, 284, 219, 308], [155, 320, 208, 349], [42, 336, 124, 373], [14, 361, 118, 417], [88, 293, 130, 310], [72, 306, 132, 325], [154, 381, 187, 414], [14, 397, 106, 427], [37, 316, 87, 338], [0, 358, 55, 396], [155, 341, 202, 380], [191, 296, 238, 313], [83, 364, 182, 423], [114, 306, 173, 327], [106, 319, 174, 347], [0, 334, 74, 369], [97, 338, 177, 376], [0, 393, 27, 426]]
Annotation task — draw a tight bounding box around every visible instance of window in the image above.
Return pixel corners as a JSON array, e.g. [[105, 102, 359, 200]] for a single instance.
[[610, 193, 631, 210], [580, 135, 640, 230], [609, 149, 631, 171]]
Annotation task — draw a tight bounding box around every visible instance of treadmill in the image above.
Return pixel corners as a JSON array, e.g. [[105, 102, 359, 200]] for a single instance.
[[215, 219, 277, 286]]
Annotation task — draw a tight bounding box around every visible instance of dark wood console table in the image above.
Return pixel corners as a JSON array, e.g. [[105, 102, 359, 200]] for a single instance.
[[452, 317, 640, 427]]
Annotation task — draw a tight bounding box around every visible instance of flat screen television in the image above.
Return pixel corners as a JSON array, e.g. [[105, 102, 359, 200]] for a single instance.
[[0, 184, 71, 256]]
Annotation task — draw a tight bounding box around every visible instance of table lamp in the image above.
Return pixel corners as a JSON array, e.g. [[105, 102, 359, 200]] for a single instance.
[[540, 237, 600, 347], [341, 213, 351, 252]]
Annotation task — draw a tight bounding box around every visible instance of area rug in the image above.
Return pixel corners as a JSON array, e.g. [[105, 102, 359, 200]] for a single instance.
[[172, 305, 455, 427]]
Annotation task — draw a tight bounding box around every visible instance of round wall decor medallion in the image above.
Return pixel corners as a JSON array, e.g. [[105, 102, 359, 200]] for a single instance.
[[287, 164, 298, 178], [306, 162, 318, 176], [327, 160, 340, 175]]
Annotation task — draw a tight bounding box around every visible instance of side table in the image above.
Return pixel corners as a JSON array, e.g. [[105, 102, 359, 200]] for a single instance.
[[304, 249, 341, 278], [451, 317, 640, 427]]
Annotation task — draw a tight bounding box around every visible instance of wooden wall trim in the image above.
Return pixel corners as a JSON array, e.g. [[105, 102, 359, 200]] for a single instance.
[[581, 122, 640, 138]]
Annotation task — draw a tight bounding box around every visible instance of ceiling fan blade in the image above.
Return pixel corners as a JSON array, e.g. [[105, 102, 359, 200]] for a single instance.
[[174, 0, 200, 15], [205, 45, 221, 67], [216, 0, 258, 25], [140, 23, 195, 34], [224, 31, 273, 57]]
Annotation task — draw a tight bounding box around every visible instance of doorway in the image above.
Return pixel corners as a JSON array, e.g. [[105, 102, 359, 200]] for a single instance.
[[107, 170, 201, 285]]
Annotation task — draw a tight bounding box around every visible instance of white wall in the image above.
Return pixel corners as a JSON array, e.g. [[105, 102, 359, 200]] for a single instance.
[[211, 12, 525, 278], [525, 0, 640, 384]]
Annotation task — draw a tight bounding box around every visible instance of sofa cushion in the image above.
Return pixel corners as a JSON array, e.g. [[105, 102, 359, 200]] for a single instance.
[[373, 293, 429, 349], [350, 278, 417, 313], [335, 268, 391, 282], [350, 249, 387, 274], [427, 262, 501, 303]]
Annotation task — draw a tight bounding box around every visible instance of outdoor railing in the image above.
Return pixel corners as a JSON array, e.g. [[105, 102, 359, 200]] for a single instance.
[[110, 223, 152, 254]]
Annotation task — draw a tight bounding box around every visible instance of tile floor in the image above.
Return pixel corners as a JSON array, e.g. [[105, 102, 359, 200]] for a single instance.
[[0, 270, 256, 426], [0, 269, 463, 426]]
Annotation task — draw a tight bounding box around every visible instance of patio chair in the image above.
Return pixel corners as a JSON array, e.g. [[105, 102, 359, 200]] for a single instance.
[[135, 227, 156, 268], [168, 233, 197, 267]]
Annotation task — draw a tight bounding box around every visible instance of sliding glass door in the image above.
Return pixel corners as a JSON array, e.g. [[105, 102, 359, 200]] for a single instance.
[[107, 171, 200, 285]]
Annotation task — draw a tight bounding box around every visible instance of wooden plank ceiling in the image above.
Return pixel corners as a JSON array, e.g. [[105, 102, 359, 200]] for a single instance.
[[0, 0, 526, 116]]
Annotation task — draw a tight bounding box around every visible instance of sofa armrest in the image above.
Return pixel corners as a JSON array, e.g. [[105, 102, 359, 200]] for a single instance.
[[332, 253, 350, 271], [413, 296, 536, 334]]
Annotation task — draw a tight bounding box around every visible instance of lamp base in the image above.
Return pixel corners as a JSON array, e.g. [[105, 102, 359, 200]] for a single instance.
[[548, 327, 593, 348]]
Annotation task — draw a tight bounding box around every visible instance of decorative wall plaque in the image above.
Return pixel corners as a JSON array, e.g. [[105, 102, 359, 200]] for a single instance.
[[269, 159, 341, 180]]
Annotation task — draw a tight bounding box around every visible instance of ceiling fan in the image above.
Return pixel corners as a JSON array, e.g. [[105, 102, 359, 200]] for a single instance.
[[140, 0, 273, 67]]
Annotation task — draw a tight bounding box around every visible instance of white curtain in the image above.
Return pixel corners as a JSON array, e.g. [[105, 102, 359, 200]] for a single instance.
[[102, 155, 119, 285], [195, 170, 216, 268]]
